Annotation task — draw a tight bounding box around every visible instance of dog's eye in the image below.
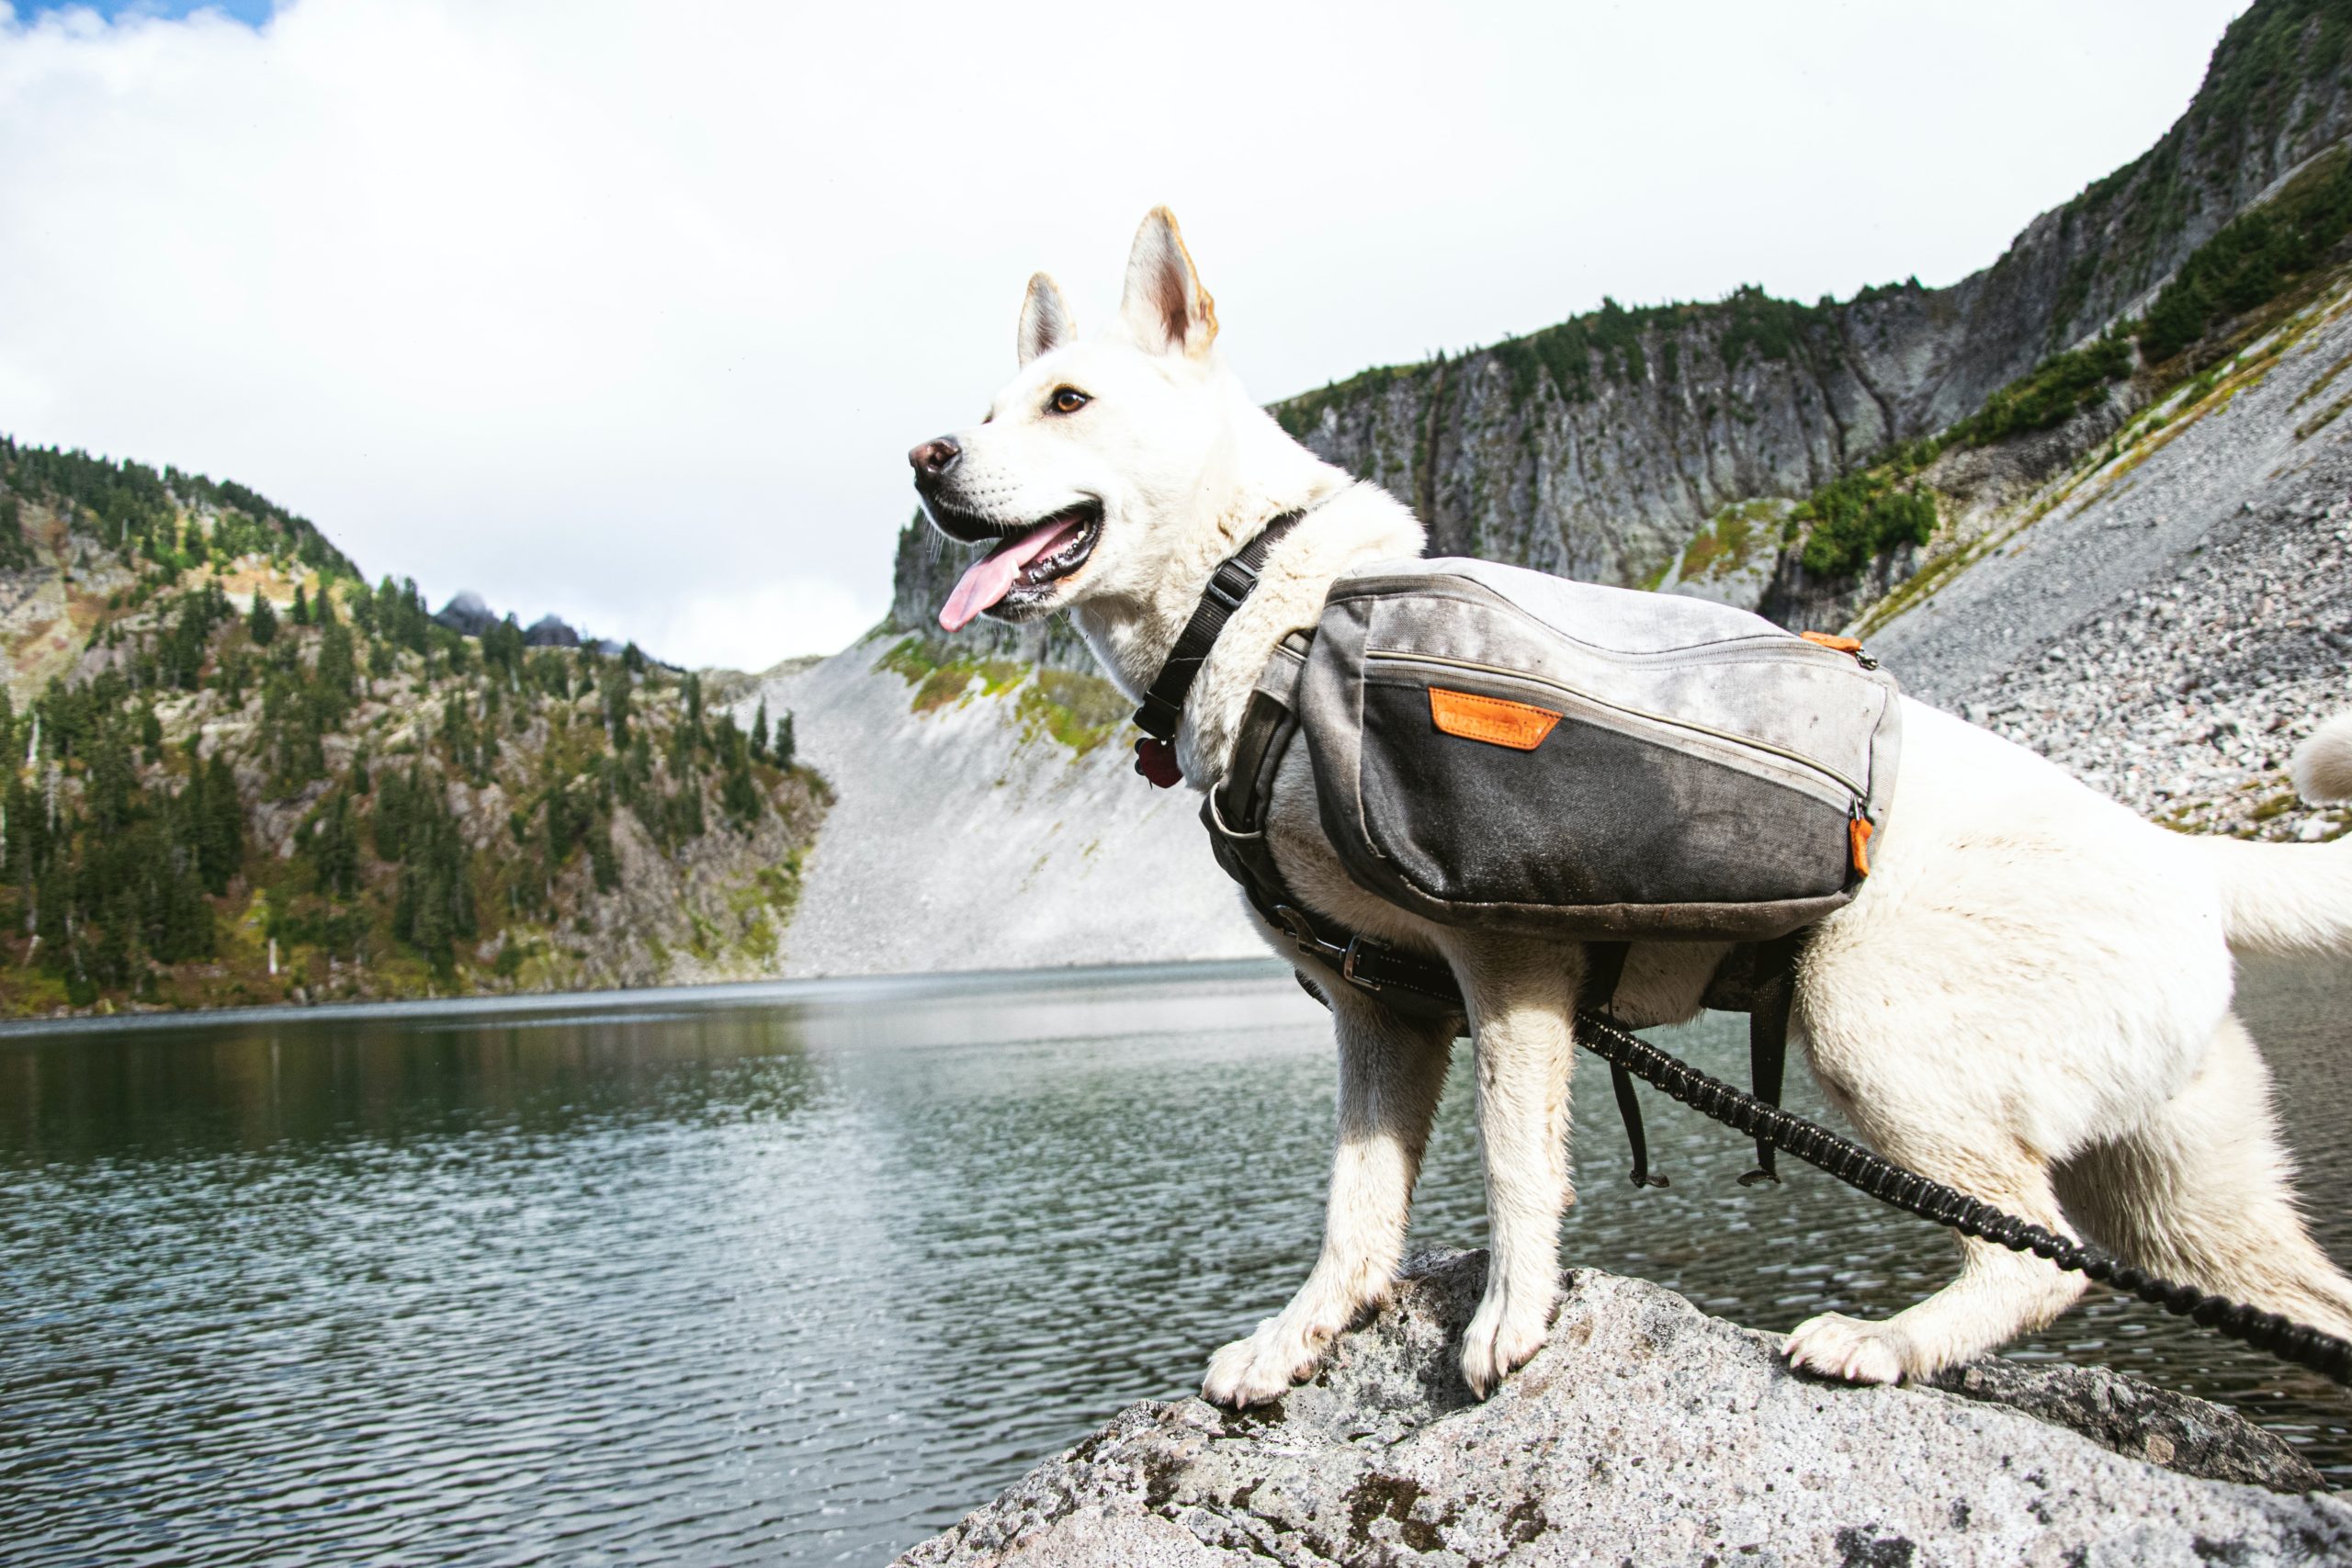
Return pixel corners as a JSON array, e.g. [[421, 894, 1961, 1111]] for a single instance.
[[1048, 387, 1091, 415]]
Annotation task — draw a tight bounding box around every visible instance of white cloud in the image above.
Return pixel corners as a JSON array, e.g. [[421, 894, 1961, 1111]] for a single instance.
[[0, 0, 2249, 670], [630, 574, 874, 677]]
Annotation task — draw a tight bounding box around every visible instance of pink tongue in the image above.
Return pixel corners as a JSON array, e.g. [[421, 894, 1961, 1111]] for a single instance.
[[939, 513, 1086, 632]]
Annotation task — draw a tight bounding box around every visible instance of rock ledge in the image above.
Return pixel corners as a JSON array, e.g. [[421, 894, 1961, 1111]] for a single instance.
[[899, 1250, 2346, 1567]]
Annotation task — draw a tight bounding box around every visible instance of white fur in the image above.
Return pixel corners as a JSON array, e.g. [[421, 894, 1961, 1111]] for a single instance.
[[917, 210, 2352, 1403], [2294, 713, 2352, 804]]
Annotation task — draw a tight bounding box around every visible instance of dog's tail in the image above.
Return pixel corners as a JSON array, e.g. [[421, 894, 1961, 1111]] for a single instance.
[[2199, 713, 2352, 959], [2292, 711, 2352, 805]]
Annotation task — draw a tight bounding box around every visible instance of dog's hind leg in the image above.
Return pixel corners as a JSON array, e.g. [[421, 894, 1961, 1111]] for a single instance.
[[1444, 935, 1579, 1397], [2055, 1013, 2352, 1340], [1785, 1125, 2089, 1384], [1202, 987, 1454, 1407]]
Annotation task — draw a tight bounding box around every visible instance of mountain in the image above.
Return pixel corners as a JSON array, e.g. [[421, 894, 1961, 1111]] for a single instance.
[[431, 590, 656, 661], [824, 0, 2351, 978], [894, 0, 2352, 660], [8, 1, 2347, 1013], [0, 440, 823, 1017]]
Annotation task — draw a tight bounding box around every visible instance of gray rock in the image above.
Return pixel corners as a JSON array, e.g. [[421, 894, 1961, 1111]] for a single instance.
[[1870, 283, 2352, 848], [1925, 1359, 2324, 1493], [899, 1251, 2346, 1567]]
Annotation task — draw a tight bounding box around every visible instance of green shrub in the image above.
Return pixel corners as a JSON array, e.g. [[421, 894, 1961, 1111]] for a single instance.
[[1794, 475, 1938, 579], [2139, 147, 2352, 363], [1948, 336, 2134, 447]]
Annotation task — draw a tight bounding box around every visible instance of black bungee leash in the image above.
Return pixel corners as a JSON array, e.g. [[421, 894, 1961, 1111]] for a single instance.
[[1573, 1006, 2352, 1388], [1136, 513, 2352, 1391]]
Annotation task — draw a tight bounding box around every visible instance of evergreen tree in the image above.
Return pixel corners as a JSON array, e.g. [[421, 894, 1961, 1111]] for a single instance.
[[316, 618, 357, 716], [189, 752, 245, 896], [0, 495, 29, 571], [259, 670, 325, 791], [481, 615, 526, 682], [85, 724, 135, 833], [587, 816, 619, 893], [372, 767, 413, 862], [290, 582, 311, 626], [602, 668, 633, 750], [750, 700, 770, 763], [773, 710, 795, 771], [712, 715, 762, 829], [665, 761, 705, 843], [440, 693, 483, 784], [390, 767, 476, 980], [249, 588, 278, 647], [311, 792, 359, 899], [217, 647, 253, 708]]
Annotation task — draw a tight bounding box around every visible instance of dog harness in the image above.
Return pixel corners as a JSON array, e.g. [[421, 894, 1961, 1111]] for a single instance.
[[1134, 518, 1902, 1186], [1121, 520, 2352, 1386]]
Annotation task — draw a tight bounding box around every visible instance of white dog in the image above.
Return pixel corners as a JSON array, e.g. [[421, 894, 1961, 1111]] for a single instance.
[[909, 208, 2352, 1404]]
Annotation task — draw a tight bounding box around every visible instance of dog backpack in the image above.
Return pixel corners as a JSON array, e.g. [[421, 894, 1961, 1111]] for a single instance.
[[1153, 547, 1904, 1188], [1291, 558, 1902, 943]]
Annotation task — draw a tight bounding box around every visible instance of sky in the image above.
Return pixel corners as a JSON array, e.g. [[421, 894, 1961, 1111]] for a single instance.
[[1, 0, 2252, 671]]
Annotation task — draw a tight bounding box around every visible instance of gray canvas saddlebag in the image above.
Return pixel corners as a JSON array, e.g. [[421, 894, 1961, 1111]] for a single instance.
[[1294, 558, 1901, 943]]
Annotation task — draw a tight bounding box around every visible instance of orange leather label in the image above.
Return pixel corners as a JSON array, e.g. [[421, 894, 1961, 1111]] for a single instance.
[[1849, 815, 1874, 877], [1801, 631, 1864, 654], [1428, 687, 1561, 750]]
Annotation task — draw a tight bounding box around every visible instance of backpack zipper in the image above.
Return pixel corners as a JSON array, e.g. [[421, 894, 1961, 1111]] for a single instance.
[[1364, 646, 1870, 799]]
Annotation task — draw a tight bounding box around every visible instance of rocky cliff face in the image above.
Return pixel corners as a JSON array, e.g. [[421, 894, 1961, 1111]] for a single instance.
[[889, 0, 2352, 659], [1278, 2, 2352, 598], [899, 1250, 2344, 1567]]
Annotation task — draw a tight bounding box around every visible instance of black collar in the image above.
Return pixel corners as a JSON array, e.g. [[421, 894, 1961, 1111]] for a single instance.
[[1132, 507, 1310, 746]]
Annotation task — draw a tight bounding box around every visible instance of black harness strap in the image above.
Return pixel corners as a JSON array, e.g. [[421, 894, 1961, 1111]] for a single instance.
[[1132, 510, 1309, 745], [1739, 931, 1806, 1187], [1582, 942, 1668, 1190]]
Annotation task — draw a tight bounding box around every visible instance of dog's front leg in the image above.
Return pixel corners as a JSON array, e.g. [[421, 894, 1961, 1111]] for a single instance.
[[1448, 935, 1577, 1397], [1202, 986, 1453, 1407]]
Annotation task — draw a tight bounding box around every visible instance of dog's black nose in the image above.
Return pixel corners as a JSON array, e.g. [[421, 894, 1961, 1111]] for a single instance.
[[909, 437, 961, 489]]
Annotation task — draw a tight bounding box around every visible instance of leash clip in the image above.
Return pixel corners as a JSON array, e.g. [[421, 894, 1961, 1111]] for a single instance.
[[1269, 904, 1342, 964], [1270, 904, 1393, 996]]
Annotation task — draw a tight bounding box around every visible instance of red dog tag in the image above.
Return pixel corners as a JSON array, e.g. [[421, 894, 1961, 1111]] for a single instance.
[[1134, 737, 1182, 788]]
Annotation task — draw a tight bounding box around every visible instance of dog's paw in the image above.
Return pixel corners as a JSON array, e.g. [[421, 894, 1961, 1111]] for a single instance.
[[1785, 1313, 1909, 1385], [1202, 1319, 1328, 1408], [1458, 1288, 1552, 1398]]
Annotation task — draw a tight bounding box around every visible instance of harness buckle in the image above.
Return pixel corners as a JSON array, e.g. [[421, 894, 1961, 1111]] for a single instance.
[[1269, 905, 1345, 967], [1202, 560, 1252, 614], [1340, 936, 1383, 993]]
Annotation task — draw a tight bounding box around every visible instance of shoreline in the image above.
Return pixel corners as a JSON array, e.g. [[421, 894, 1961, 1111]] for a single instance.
[[0, 954, 1295, 1043]]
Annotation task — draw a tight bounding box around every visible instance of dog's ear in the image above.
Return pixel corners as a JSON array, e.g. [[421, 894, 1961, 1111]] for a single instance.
[[1017, 273, 1075, 367], [1119, 207, 1217, 359]]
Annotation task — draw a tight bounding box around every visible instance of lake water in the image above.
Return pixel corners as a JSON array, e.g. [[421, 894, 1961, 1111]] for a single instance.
[[5, 958, 2350, 1565]]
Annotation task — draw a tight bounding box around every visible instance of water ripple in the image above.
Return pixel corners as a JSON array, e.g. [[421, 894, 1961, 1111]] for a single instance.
[[2, 960, 2347, 1564]]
